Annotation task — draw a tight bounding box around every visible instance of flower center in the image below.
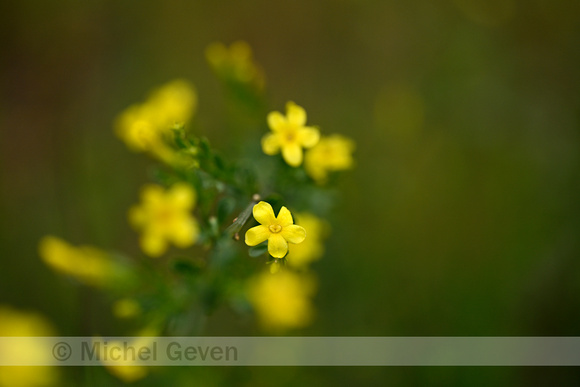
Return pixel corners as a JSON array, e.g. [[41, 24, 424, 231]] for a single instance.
[[155, 206, 174, 224], [268, 224, 282, 233], [282, 127, 297, 144]]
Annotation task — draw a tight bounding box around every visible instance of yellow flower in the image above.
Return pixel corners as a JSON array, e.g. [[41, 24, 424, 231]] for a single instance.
[[262, 102, 320, 167], [106, 362, 147, 384], [98, 327, 157, 383], [286, 213, 328, 269], [205, 41, 265, 89], [0, 306, 58, 387], [112, 298, 142, 319], [245, 201, 306, 258], [146, 80, 197, 127], [129, 183, 199, 257], [38, 236, 125, 288], [304, 134, 355, 183], [247, 271, 315, 331], [115, 79, 197, 161]]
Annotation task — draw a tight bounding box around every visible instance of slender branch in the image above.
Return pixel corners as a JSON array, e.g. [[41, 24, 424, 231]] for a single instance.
[[224, 194, 261, 240]]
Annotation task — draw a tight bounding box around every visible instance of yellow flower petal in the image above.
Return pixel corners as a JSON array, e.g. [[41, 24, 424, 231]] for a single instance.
[[253, 201, 276, 225], [245, 225, 270, 246], [303, 134, 355, 183], [261, 133, 281, 155], [128, 206, 146, 228], [282, 143, 303, 167], [168, 183, 195, 209], [298, 127, 320, 148], [39, 236, 120, 287], [170, 219, 199, 247], [286, 101, 306, 126], [276, 206, 294, 227], [141, 184, 164, 204], [281, 225, 306, 244], [268, 233, 289, 258], [286, 212, 327, 268], [267, 111, 285, 132], [140, 232, 167, 257]]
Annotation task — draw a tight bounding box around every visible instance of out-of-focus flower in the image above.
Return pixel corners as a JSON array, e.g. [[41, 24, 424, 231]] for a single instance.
[[115, 80, 197, 162], [205, 41, 265, 90], [268, 260, 281, 274], [0, 306, 58, 387], [304, 134, 355, 183], [262, 102, 320, 167], [38, 236, 128, 288], [287, 213, 329, 269], [245, 201, 306, 258], [112, 298, 142, 319], [98, 327, 157, 383], [129, 183, 199, 257], [145, 80, 197, 127], [247, 271, 315, 331]]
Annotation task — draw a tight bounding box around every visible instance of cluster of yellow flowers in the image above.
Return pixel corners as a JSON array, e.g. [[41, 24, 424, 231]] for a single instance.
[[115, 80, 197, 164], [34, 42, 355, 379], [261, 101, 355, 183]]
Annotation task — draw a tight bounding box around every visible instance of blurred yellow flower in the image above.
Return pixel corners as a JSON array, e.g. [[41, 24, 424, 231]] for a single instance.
[[205, 41, 265, 89], [268, 260, 282, 274], [112, 298, 142, 319], [38, 236, 124, 288], [0, 306, 58, 387], [247, 271, 315, 331], [262, 102, 320, 167], [287, 213, 328, 269], [129, 183, 199, 257], [115, 79, 197, 162], [99, 327, 157, 383], [106, 362, 147, 384], [304, 134, 355, 183], [245, 201, 306, 258], [146, 80, 197, 127]]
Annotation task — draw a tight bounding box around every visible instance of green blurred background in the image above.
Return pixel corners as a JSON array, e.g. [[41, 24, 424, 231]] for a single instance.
[[1, 0, 580, 385]]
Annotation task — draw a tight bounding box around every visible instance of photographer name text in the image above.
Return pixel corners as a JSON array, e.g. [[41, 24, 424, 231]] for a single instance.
[[80, 341, 238, 363]]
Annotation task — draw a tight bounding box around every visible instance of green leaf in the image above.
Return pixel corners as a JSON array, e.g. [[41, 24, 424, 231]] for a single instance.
[[171, 259, 202, 276], [213, 152, 227, 172], [173, 129, 188, 149], [248, 243, 268, 257], [199, 137, 211, 157]]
